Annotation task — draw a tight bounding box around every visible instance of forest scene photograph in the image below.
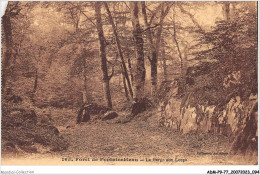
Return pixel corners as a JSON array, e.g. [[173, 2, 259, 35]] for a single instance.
[[1, 1, 258, 165]]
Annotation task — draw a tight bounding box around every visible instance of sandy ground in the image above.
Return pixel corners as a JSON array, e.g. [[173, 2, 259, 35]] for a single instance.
[[2, 114, 257, 165]]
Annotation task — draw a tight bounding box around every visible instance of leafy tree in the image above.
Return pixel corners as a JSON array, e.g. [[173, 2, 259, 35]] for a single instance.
[[194, 2, 257, 101]]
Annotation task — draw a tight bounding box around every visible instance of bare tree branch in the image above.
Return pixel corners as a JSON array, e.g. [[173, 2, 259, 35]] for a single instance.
[[177, 3, 204, 33], [68, 2, 96, 27]]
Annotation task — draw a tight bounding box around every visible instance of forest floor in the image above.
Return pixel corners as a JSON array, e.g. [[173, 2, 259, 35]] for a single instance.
[[2, 109, 257, 165]]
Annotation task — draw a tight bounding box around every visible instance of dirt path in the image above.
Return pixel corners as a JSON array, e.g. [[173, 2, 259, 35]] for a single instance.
[[2, 116, 254, 165], [57, 120, 233, 164]]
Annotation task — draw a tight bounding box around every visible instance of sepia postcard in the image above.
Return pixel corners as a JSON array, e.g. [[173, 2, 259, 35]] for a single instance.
[[1, 1, 259, 174]]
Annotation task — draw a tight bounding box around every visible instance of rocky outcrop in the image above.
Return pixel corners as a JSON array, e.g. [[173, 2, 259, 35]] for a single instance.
[[158, 62, 258, 156], [160, 92, 257, 137]]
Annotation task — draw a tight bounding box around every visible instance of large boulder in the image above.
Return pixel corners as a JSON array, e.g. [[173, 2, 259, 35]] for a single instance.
[[76, 103, 112, 124], [198, 105, 215, 133], [159, 98, 181, 130], [181, 106, 197, 134], [131, 98, 153, 116]]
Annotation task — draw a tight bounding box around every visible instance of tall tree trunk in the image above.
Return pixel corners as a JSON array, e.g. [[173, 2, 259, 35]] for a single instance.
[[172, 10, 183, 74], [130, 2, 146, 101], [2, 12, 13, 92], [122, 12, 134, 87], [127, 56, 134, 86], [31, 68, 38, 102], [150, 52, 158, 95], [141, 2, 157, 96], [151, 3, 168, 93], [2, 2, 20, 93], [122, 67, 130, 101], [172, 8, 186, 94], [95, 2, 112, 108], [223, 2, 230, 21], [141, 2, 170, 96], [33, 69, 38, 94], [103, 2, 133, 99], [161, 39, 167, 82], [82, 48, 89, 104]]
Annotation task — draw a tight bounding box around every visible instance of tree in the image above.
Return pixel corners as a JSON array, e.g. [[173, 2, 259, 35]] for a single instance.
[[141, 2, 171, 95], [194, 2, 257, 154], [103, 2, 133, 100], [2, 2, 21, 92], [63, 2, 90, 104], [130, 2, 145, 101], [172, 6, 183, 73], [2, 2, 40, 99], [161, 39, 167, 81], [222, 2, 230, 22], [95, 2, 113, 108]]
